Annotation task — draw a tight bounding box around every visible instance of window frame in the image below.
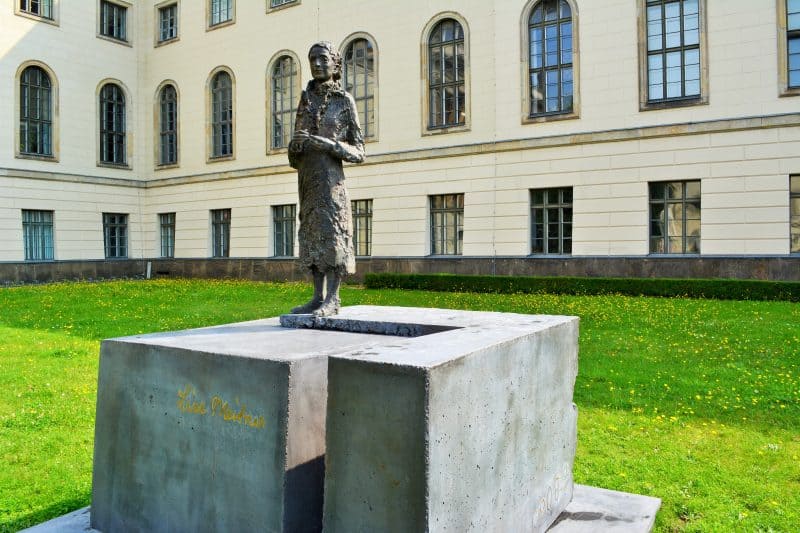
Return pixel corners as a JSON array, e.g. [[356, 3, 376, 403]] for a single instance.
[[155, 81, 179, 168], [207, 67, 235, 162], [15, 61, 58, 162], [352, 199, 373, 257], [266, 0, 300, 13], [530, 187, 573, 255], [778, 0, 800, 96], [637, 0, 708, 111], [266, 51, 301, 153], [15, 0, 58, 24], [159, 212, 176, 258], [421, 13, 471, 136], [211, 209, 231, 258], [521, 0, 580, 124], [22, 209, 55, 261], [341, 33, 379, 142], [207, 0, 234, 30], [97, 81, 130, 168], [272, 204, 296, 257], [103, 212, 129, 259], [791, 175, 800, 253], [155, 1, 179, 46], [429, 193, 464, 256], [97, 0, 131, 45], [648, 180, 701, 255]]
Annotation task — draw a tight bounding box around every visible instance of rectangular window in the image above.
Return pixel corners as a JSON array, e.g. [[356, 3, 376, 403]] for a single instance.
[[649, 181, 701, 254], [159, 212, 175, 258], [272, 204, 296, 257], [789, 0, 800, 88], [643, 0, 703, 105], [430, 194, 464, 255], [100, 0, 127, 41], [158, 4, 178, 42], [531, 188, 572, 255], [211, 209, 231, 257], [209, 0, 232, 26], [791, 176, 800, 253], [103, 213, 128, 259], [270, 0, 296, 7], [352, 199, 373, 256], [22, 209, 54, 261], [20, 0, 53, 19]]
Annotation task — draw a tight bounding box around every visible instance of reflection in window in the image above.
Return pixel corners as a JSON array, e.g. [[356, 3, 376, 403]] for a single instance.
[[159, 84, 178, 165], [531, 187, 572, 254], [211, 71, 233, 157], [645, 0, 701, 101], [20, 0, 53, 19], [789, 0, 800, 88], [271, 56, 297, 149], [343, 38, 376, 139], [211, 209, 231, 257], [791, 176, 799, 253], [19, 66, 53, 157], [428, 19, 465, 129], [99, 83, 126, 165], [430, 194, 464, 255], [649, 181, 701, 254], [352, 199, 373, 256], [22, 210, 54, 261], [273, 204, 296, 256], [528, 0, 573, 116]]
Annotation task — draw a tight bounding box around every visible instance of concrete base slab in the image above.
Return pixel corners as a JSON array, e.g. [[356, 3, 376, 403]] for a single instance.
[[21, 485, 660, 533]]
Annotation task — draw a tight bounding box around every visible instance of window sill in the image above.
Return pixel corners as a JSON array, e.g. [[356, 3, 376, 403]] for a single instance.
[[207, 19, 235, 32], [24, 258, 56, 263], [779, 86, 800, 98], [14, 11, 59, 26], [423, 124, 470, 137], [155, 162, 180, 170], [16, 153, 58, 163], [267, 146, 289, 156], [427, 253, 464, 257], [207, 154, 235, 163], [96, 34, 132, 47], [155, 36, 180, 48], [522, 111, 579, 125], [98, 162, 132, 170], [640, 96, 708, 112], [266, 1, 300, 14], [528, 253, 573, 258]]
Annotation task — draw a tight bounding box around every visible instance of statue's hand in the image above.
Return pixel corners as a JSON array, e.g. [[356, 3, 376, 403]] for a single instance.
[[290, 130, 309, 152], [306, 134, 337, 153]]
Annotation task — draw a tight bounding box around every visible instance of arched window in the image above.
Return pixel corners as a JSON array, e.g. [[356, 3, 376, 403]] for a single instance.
[[528, 0, 573, 116], [159, 84, 178, 166], [99, 83, 126, 165], [210, 70, 233, 158], [343, 37, 376, 139], [428, 18, 465, 129], [270, 56, 297, 150], [19, 66, 53, 156]]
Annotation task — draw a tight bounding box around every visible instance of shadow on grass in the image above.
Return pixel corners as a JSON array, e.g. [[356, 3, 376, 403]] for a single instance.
[[0, 494, 89, 533]]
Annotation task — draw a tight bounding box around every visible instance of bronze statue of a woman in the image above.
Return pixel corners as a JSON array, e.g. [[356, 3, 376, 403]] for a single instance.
[[288, 41, 365, 316]]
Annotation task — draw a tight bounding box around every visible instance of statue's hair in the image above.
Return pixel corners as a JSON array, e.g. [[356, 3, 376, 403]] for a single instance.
[[309, 41, 343, 82]]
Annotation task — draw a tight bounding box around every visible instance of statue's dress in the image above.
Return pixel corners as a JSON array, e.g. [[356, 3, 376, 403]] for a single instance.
[[288, 80, 365, 275]]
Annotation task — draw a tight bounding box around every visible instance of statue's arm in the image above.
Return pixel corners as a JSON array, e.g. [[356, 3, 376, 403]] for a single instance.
[[330, 95, 365, 164]]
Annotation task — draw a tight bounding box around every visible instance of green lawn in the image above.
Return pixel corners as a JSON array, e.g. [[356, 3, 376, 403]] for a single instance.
[[1, 279, 798, 532]]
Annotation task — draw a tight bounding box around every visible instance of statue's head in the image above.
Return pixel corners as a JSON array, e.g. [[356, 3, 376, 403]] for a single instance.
[[309, 41, 342, 83]]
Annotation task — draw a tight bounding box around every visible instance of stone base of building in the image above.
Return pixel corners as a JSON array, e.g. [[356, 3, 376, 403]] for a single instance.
[[2, 255, 799, 285]]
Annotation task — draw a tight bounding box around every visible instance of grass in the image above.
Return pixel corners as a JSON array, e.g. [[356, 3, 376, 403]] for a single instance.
[[1, 278, 798, 532]]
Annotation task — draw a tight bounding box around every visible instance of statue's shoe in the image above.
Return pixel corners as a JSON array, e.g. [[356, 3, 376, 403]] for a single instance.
[[312, 299, 340, 317], [291, 298, 323, 314]]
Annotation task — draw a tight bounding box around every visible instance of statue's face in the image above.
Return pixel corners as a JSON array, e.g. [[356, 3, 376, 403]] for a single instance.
[[309, 46, 335, 82]]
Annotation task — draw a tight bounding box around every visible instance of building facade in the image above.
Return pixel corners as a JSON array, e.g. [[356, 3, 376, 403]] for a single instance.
[[2, 0, 799, 281]]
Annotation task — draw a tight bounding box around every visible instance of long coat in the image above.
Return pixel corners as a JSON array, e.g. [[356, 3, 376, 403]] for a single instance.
[[288, 80, 365, 274]]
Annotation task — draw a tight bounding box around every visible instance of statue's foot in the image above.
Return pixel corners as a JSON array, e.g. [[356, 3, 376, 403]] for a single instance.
[[291, 298, 323, 314], [312, 299, 340, 317]]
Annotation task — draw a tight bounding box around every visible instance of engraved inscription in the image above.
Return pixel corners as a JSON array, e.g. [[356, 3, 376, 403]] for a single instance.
[[176, 384, 265, 429], [531, 464, 571, 525]]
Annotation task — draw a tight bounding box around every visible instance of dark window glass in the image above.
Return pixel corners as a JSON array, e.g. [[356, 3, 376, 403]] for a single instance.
[[428, 19, 465, 129], [103, 213, 128, 258], [20, 0, 53, 18], [271, 56, 297, 149], [159, 4, 178, 42], [430, 194, 464, 255], [791, 176, 800, 253], [530, 187, 572, 254], [352, 199, 373, 256], [273, 204, 296, 256], [99, 83, 126, 165], [211, 71, 233, 157], [649, 181, 701, 254], [789, 0, 800, 88], [159, 84, 178, 165], [646, 0, 701, 101], [159, 212, 175, 258], [210, 0, 232, 26], [100, 1, 127, 41], [528, 0, 573, 116], [22, 209, 54, 261], [271, 0, 296, 7], [211, 209, 230, 257], [343, 38, 376, 139], [19, 66, 52, 157]]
